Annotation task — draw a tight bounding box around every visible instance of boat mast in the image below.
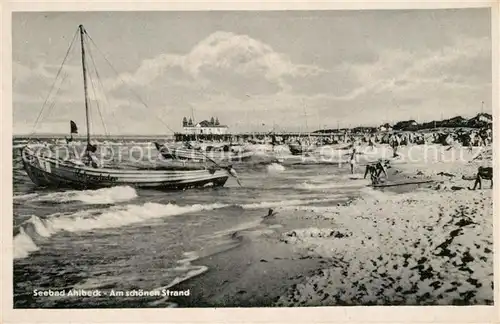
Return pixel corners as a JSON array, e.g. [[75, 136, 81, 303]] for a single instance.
[[191, 105, 198, 142], [79, 25, 91, 145], [304, 105, 311, 143]]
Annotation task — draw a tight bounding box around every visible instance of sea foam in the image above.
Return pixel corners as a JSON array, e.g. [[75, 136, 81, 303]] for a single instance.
[[241, 197, 344, 209], [14, 195, 349, 260], [267, 163, 286, 173], [13, 201, 228, 260], [33, 186, 138, 205], [13, 228, 40, 260], [14, 193, 39, 200], [294, 174, 370, 191]]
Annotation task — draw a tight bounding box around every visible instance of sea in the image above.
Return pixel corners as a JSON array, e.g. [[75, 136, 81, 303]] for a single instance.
[[12, 136, 375, 308]]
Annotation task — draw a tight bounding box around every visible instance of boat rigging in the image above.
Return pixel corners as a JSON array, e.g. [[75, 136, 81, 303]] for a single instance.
[[21, 24, 239, 190]]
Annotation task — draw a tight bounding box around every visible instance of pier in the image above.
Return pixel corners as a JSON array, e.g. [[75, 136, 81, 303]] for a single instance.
[[172, 131, 354, 142]]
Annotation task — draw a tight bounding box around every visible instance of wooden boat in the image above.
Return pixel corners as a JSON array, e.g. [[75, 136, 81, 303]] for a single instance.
[[22, 147, 229, 189], [21, 25, 237, 190], [153, 142, 235, 170], [154, 142, 208, 162], [288, 142, 316, 156]]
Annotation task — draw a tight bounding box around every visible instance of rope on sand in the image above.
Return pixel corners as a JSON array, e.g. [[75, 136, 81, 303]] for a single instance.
[[371, 180, 434, 188]]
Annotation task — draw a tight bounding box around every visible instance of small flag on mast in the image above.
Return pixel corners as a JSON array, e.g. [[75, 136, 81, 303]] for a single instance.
[[70, 120, 78, 134], [66, 120, 78, 144]]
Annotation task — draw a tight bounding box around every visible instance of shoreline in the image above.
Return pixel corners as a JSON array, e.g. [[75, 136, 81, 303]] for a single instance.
[[170, 209, 336, 307], [167, 169, 429, 307], [169, 148, 493, 307]]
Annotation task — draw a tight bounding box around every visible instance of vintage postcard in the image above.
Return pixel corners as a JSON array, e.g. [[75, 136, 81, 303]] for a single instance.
[[2, 0, 499, 323]]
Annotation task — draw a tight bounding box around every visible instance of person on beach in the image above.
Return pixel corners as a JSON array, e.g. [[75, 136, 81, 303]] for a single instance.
[[468, 166, 493, 190], [368, 135, 375, 148], [364, 160, 389, 185], [389, 134, 399, 158], [271, 134, 277, 151], [349, 147, 358, 174]]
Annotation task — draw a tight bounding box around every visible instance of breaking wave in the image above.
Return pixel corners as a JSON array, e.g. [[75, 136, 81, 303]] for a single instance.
[[14, 193, 39, 200], [13, 228, 40, 259], [13, 195, 349, 260], [13, 201, 228, 260], [32, 186, 138, 205], [294, 179, 370, 191], [148, 251, 209, 307], [241, 197, 344, 209], [267, 163, 286, 173]]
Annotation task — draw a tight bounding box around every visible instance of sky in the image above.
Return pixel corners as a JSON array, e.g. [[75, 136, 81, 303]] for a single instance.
[[12, 9, 492, 135]]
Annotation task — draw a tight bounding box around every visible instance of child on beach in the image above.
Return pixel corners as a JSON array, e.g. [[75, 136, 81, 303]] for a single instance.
[[368, 136, 375, 148], [349, 147, 358, 174], [389, 134, 400, 158]]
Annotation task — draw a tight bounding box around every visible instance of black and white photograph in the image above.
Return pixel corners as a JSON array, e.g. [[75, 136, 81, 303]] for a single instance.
[[4, 1, 497, 318]]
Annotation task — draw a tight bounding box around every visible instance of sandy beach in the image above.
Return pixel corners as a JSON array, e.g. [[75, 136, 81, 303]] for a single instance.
[[170, 144, 493, 307], [171, 207, 339, 307]]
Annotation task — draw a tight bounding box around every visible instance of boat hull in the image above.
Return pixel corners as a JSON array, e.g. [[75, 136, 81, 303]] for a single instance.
[[288, 143, 316, 156], [21, 147, 229, 190]]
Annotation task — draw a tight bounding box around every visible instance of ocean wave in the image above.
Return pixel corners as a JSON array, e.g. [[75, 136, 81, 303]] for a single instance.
[[241, 197, 344, 209], [294, 178, 370, 191], [13, 143, 46, 149], [32, 186, 138, 205], [358, 186, 397, 202], [278, 203, 349, 213], [13, 228, 40, 260], [280, 158, 344, 166], [14, 201, 228, 257], [13, 195, 348, 260], [267, 163, 286, 173], [207, 219, 264, 239], [148, 251, 208, 307], [14, 193, 39, 200], [13, 201, 228, 260]]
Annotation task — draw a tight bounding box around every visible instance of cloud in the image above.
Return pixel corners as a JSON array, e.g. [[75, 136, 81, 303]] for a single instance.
[[12, 62, 33, 85], [331, 35, 491, 102], [13, 27, 491, 134], [111, 31, 324, 94]]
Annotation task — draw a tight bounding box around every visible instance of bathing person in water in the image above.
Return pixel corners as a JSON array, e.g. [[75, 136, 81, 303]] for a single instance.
[[264, 208, 278, 218]]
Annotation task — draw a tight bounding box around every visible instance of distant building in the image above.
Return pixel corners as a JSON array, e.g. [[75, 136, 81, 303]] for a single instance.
[[466, 113, 492, 128], [477, 113, 492, 123], [441, 116, 468, 127], [379, 123, 393, 132], [182, 116, 229, 135], [393, 120, 418, 131]]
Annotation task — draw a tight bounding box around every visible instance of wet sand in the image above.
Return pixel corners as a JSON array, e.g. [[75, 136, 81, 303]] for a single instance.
[[171, 211, 333, 307]]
